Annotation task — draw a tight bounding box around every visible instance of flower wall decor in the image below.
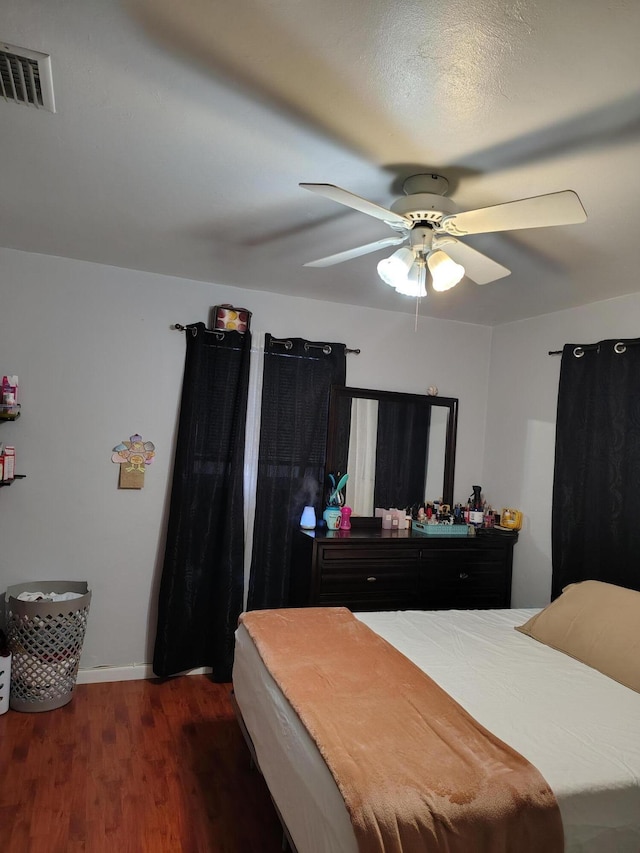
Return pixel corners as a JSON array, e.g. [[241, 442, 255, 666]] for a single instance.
[[112, 433, 155, 489]]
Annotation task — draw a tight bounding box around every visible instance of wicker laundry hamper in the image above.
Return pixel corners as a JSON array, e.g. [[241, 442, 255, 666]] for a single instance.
[[6, 581, 91, 712]]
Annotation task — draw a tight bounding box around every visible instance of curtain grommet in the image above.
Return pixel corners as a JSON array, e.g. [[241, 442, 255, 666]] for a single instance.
[[614, 342, 627, 354], [303, 343, 332, 355], [268, 338, 293, 350], [573, 346, 585, 358]]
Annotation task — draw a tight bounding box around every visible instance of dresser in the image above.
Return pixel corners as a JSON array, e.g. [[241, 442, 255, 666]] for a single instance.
[[289, 526, 517, 611]]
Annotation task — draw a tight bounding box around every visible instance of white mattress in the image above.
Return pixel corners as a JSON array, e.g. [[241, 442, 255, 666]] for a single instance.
[[232, 608, 640, 853]]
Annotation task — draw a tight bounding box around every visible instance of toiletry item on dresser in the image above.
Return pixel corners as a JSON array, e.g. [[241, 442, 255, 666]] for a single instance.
[[323, 506, 342, 530], [375, 507, 407, 530], [500, 508, 523, 530], [468, 486, 484, 527]]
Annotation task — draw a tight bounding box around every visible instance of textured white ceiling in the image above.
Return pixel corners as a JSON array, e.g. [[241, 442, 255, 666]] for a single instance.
[[2, 0, 640, 325]]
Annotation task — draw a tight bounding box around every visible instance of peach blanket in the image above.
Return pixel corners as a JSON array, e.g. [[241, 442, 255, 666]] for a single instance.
[[239, 607, 564, 853]]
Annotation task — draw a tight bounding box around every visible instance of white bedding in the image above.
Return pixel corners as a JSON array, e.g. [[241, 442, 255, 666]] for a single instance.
[[232, 608, 640, 853]]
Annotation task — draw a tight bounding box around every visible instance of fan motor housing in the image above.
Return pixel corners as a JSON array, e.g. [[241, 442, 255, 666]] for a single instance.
[[390, 193, 458, 225]]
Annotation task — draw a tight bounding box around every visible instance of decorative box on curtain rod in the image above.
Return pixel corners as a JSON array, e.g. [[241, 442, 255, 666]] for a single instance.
[[210, 305, 252, 334]]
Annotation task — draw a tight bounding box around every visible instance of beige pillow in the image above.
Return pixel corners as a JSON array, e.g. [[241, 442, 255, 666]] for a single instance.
[[516, 580, 640, 693]]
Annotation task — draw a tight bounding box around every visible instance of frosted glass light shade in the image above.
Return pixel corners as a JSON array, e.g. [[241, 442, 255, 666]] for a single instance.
[[393, 260, 427, 297], [427, 250, 465, 292], [377, 247, 415, 288]]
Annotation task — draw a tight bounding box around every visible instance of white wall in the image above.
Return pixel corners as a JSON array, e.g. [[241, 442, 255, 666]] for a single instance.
[[0, 247, 492, 672], [484, 292, 640, 607]]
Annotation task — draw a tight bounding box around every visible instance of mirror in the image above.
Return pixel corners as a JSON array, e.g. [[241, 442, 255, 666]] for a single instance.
[[325, 386, 458, 514]]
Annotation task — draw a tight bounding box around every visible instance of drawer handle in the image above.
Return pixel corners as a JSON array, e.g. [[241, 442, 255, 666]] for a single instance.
[[366, 576, 377, 583], [459, 572, 469, 580]]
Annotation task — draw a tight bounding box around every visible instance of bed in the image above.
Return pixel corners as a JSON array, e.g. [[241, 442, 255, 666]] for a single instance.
[[232, 581, 640, 853]]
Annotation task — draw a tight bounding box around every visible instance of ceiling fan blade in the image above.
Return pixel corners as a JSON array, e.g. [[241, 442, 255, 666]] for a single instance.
[[439, 190, 587, 237], [304, 236, 406, 268], [433, 237, 510, 285], [300, 183, 413, 228]]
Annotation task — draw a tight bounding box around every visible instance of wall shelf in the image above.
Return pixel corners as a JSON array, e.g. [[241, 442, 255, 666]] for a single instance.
[[0, 474, 25, 487]]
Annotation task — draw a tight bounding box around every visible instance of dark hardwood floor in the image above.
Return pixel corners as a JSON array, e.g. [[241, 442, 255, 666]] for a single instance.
[[0, 676, 284, 852]]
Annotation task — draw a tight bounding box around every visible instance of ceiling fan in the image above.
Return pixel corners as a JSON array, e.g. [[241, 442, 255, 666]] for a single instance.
[[300, 174, 587, 297]]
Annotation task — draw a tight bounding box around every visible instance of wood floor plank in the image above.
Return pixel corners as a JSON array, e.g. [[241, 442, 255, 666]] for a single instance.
[[0, 676, 284, 852]]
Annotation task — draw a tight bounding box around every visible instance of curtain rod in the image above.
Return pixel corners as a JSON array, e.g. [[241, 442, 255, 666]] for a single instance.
[[269, 338, 360, 355], [549, 340, 640, 356], [173, 323, 227, 338], [173, 324, 360, 353]]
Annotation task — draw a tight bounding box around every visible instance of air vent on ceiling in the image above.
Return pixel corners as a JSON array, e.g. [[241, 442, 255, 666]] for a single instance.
[[0, 41, 55, 112]]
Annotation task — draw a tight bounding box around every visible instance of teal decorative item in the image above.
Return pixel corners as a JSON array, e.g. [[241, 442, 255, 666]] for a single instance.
[[327, 472, 349, 507], [323, 507, 342, 530], [324, 472, 349, 529]]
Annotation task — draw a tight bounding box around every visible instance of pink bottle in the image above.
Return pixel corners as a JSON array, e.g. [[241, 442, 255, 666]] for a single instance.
[[340, 506, 352, 530]]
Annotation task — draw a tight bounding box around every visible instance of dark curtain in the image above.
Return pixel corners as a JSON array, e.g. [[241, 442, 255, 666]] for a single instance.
[[153, 323, 251, 681], [551, 339, 640, 599], [331, 391, 353, 478], [247, 335, 346, 610], [374, 399, 430, 509]]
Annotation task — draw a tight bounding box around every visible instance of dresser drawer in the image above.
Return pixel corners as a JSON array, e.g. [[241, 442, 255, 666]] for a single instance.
[[319, 560, 418, 612], [419, 547, 505, 567], [319, 545, 419, 566], [320, 564, 418, 595], [318, 591, 418, 611], [423, 563, 509, 609]]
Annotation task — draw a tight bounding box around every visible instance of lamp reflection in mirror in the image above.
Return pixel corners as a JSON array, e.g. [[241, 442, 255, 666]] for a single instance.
[[377, 246, 464, 296]]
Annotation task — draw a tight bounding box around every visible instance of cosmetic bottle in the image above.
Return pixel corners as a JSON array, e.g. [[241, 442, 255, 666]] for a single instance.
[[469, 486, 484, 528]]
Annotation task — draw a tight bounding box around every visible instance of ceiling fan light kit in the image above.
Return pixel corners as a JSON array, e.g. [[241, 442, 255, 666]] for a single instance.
[[377, 240, 461, 298], [404, 260, 428, 299], [376, 247, 414, 287], [427, 250, 465, 292], [300, 174, 587, 298]]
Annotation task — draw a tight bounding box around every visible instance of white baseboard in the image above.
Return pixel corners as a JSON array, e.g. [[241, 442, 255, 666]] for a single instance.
[[76, 664, 213, 684]]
